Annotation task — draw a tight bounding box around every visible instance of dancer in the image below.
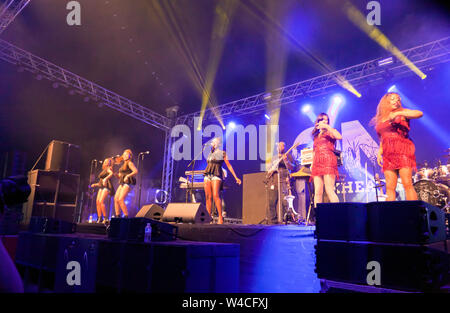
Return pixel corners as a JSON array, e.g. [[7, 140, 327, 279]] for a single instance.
[[203, 137, 241, 224], [311, 113, 342, 208], [372, 92, 423, 201], [90, 158, 115, 223], [114, 149, 138, 218]]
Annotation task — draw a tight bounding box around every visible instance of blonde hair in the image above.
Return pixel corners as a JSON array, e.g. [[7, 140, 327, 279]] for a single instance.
[[102, 158, 113, 170], [123, 149, 133, 160], [370, 92, 402, 126]]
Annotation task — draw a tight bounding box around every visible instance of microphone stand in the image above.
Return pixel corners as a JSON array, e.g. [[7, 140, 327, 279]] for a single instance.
[[88, 159, 97, 221], [137, 152, 147, 210], [186, 144, 208, 203]]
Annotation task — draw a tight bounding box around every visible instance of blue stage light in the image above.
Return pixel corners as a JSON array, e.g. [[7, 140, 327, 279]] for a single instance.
[[227, 122, 236, 129], [301, 104, 312, 114], [331, 94, 344, 105], [264, 114, 270, 120], [388, 85, 396, 92]]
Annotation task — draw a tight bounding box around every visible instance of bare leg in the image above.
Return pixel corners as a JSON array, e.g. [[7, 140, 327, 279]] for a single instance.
[[384, 170, 398, 201], [118, 185, 130, 217], [399, 168, 418, 200], [324, 174, 339, 203], [212, 180, 223, 224], [204, 180, 213, 216], [114, 185, 123, 217], [313, 176, 324, 207], [98, 189, 109, 218], [95, 191, 102, 221]]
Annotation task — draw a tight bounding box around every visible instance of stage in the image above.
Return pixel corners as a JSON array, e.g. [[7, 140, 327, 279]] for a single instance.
[[75, 222, 320, 293]]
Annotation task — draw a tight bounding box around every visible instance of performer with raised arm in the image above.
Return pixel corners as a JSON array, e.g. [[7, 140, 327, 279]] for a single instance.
[[114, 149, 138, 218], [203, 137, 241, 224], [90, 157, 115, 223], [311, 113, 342, 208], [372, 92, 423, 201], [265, 142, 295, 224]]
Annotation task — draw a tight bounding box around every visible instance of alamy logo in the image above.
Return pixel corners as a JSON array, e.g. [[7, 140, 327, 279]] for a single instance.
[[366, 1, 381, 25], [66, 261, 81, 286], [66, 1, 81, 26], [366, 261, 381, 286]]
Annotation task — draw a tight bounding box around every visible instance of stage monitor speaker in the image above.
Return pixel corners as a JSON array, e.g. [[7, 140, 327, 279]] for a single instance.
[[367, 200, 446, 244], [45, 140, 80, 174], [315, 202, 368, 241], [162, 203, 212, 224], [135, 204, 164, 221], [242, 172, 268, 224]]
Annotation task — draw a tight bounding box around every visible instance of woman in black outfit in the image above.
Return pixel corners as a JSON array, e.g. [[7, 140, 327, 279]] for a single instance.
[[90, 157, 114, 223], [203, 137, 241, 224], [114, 149, 138, 218]]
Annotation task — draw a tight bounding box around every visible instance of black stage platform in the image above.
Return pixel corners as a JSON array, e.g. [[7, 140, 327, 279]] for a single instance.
[[76, 222, 320, 293]]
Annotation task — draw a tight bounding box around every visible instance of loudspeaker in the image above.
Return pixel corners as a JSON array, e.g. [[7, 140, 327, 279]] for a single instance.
[[108, 217, 178, 242], [28, 216, 76, 234], [367, 200, 446, 244], [162, 203, 212, 224], [135, 204, 164, 221], [315, 239, 449, 291], [242, 172, 268, 224], [315, 202, 368, 241], [54, 236, 99, 292], [45, 140, 80, 174], [23, 170, 79, 225]]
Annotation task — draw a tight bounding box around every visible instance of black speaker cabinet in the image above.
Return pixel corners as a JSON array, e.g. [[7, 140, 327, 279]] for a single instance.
[[315, 239, 449, 292], [242, 172, 268, 224], [135, 204, 164, 221], [315, 202, 368, 241], [54, 236, 99, 293], [45, 140, 80, 174], [108, 217, 178, 242], [367, 200, 446, 244], [162, 203, 212, 224], [23, 170, 79, 225]]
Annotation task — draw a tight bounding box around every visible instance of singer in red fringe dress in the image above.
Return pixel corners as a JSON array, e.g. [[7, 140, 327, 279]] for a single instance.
[[372, 92, 423, 201], [311, 113, 342, 208]]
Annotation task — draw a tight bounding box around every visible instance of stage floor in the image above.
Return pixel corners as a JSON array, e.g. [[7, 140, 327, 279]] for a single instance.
[[77, 222, 320, 293]]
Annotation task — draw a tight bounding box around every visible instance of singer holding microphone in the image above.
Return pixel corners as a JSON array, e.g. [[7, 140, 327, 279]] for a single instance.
[[311, 113, 342, 208], [372, 92, 423, 201], [203, 137, 241, 224], [114, 149, 138, 218]]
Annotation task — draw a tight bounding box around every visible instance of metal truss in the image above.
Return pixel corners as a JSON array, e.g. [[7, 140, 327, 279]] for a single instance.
[[0, 38, 172, 131], [176, 36, 450, 126], [161, 127, 175, 204], [0, 0, 30, 34]]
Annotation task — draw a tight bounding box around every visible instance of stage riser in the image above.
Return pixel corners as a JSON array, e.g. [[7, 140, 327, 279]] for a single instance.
[[177, 224, 320, 293], [315, 240, 449, 292], [15, 232, 239, 293], [316, 201, 447, 244]]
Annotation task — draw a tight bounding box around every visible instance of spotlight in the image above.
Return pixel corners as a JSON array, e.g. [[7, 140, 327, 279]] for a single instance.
[[264, 114, 270, 120], [301, 104, 312, 114], [388, 85, 396, 92], [332, 94, 344, 105], [227, 122, 236, 129]]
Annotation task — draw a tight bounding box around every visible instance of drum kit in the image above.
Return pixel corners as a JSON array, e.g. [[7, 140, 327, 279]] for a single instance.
[[413, 149, 450, 212]]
